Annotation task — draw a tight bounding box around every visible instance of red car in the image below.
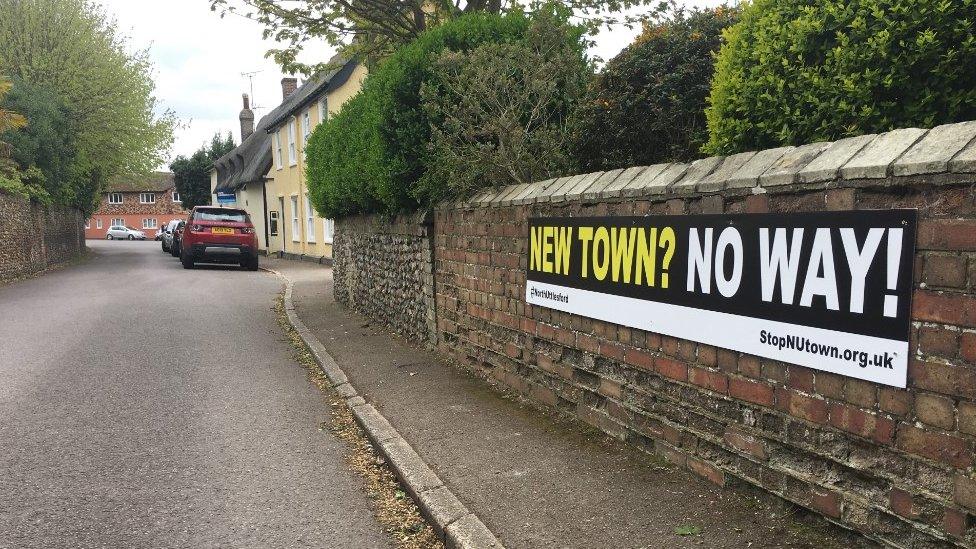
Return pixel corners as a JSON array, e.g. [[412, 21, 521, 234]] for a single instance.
[[179, 206, 259, 271]]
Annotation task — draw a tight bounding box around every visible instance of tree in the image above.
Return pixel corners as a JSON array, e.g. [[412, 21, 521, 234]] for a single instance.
[[171, 134, 236, 210], [0, 75, 37, 200], [305, 10, 539, 218], [2, 79, 81, 206], [0, 0, 175, 214], [704, 0, 976, 155], [573, 4, 738, 170], [418, 7, 589, 201], [210, 0, 656, 73]]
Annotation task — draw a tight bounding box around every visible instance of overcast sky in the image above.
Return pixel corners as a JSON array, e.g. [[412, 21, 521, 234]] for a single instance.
[[98, 0, 724, 167]]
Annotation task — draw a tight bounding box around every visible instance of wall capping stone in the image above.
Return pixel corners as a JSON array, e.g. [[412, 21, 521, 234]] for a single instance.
[[440, 121, 976, 211]]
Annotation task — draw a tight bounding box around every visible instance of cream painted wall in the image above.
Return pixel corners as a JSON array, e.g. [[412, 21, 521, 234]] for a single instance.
[[265, 63, 367, 259]]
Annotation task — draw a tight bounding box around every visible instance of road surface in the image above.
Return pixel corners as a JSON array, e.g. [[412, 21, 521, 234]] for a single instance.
[[0, 240, 391, 548]]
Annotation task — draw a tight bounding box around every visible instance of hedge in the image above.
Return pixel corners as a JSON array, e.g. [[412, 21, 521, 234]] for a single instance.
[[574, 6, 738, 170], [306, 11, 535, 218], [704, 0, 976, 155]]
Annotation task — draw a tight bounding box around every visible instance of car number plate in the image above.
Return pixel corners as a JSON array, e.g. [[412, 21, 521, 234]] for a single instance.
[[211, 227, 234, 235]]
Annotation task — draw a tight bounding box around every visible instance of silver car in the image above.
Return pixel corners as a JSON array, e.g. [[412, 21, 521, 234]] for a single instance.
[[105, 225, 147, 240], [160, 219, 181, 253]]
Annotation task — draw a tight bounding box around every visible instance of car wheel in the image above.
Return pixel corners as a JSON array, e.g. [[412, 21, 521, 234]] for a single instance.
[[180, 248, 194, 269], [127, 234, 134, 240], [106, 234, 113, 240], [241, 256, 259, 271], [162, 242, 169, 253]]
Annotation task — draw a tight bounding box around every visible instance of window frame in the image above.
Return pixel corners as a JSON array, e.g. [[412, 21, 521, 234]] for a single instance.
[[290, 195, 300, 242], [96, 219, 103, 230], [111, 218, 125, 228], [109, 193, 123, 204], [140, 192, 156, 204], [301, 111, 311, 147], [172, 191, 181, 203], [142, 218, 157, 229], [273, 132, 282, 170], [304, 193, 315, 243], [269, 210, 279, 237], [318, 97, 328, 124], [323, 218, 335, 244], [287, 119, 297, 166]]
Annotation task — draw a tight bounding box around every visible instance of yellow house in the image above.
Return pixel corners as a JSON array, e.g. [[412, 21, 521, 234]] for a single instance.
[[211, 57, 366, 260], [263, 57, 367, 261]]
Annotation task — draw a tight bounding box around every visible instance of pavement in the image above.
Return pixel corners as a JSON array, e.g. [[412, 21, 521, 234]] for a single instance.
[[0, 240, 392, 548], [268, 256, 869, 549]]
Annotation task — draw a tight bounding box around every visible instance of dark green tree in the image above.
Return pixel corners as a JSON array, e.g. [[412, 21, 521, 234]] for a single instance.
[[170, 134, 236, 210], [573, 4, 738, 170], [1, 79, 82, 206]]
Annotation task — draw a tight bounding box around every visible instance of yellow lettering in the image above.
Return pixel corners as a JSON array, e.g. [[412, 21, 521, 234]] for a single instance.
[[554, 227, 573, 275], [636, 227, 657, 286], [578, 227, 594, 278], [593, 227, 610, 280], [542, 226, 554, 273], [611, 227, 638, 283], [530, 227, 543, 271]]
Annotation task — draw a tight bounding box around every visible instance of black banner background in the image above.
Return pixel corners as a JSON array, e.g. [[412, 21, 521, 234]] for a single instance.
[[526, 210, 917, 342]]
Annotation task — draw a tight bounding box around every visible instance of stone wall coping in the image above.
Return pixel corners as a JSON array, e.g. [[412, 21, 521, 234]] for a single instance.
[[441, 121, 976, 210]]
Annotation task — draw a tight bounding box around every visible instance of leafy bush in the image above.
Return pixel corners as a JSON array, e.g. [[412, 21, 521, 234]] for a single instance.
[[418, 8, 589, 201], [306, 10, 550, 218], [574, 5, 738, 170], [704, 0, 976, 155]]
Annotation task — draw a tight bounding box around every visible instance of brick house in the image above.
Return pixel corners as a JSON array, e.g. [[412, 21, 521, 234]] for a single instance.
[[85, 172, 186, 239]]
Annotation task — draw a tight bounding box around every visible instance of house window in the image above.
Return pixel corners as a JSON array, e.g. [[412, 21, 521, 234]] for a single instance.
[[109, 193, 123, 204], [172, 191, 181, 202], [273, 132, 282, 169], [111, 218, 125, 227], [304, 193, 315, 242], [269, 210, 279, 236], [142, 218, 157, 229], [96, 219, 103, 229], [318, 97, 328, 124], [323, 218, 335, 244], [301, 112, 311, 146], [85, 219, 91, 229], [140, 192, 155, 204], [287, 119, 297, 165], [290, 195, 299, 242]]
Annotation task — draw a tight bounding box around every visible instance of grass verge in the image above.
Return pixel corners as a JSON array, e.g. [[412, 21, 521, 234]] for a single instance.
[[273, 294, 443, 549]]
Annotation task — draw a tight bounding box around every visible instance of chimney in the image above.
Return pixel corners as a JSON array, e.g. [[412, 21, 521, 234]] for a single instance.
[[281, 77, 298, 100], [239, 93, 255, 140]]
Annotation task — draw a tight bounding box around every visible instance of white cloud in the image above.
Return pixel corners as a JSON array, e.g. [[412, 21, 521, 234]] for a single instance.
[[98, 0, 729, 168]]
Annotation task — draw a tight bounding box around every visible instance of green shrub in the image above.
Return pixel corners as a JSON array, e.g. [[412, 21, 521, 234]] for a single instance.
[[306, 11, 538, 218], [418, 8, 589, 201], [705, 0, 976, 155], [574, 5, 738, 170]]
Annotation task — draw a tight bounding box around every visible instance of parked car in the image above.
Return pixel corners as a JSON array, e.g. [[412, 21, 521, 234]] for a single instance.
[[169, 220, 185, 257], [105, 225, 147, 240], [160, 219, 181, 253], [179, 207, 258, 270], [154, 227, 164, 241]]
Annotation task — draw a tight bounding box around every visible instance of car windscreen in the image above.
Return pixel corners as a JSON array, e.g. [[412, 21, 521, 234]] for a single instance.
[[193, 209, 249, 223], [126, 226, 138, 231]]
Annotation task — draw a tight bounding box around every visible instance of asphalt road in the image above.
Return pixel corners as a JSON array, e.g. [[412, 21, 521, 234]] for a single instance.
[[0, 240, 392, 548]]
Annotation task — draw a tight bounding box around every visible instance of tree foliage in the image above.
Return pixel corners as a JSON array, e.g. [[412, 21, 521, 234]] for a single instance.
[[573, 4, 738, 170], [306, 10, 543, 218], [170, 134, 236, 210], [704, 0, 976, 155], [210, 0, 652, 73], [0, 0, 175, 214], [419, 8, 589, 201]]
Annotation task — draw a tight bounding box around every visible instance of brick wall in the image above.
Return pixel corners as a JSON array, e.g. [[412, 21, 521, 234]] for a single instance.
[[333, 210, 437, 345], [335, 121, 976, 546], [0, 192, 85, 281]]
